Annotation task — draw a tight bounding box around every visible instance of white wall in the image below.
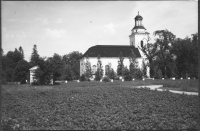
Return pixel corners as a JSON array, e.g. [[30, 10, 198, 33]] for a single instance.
[[80, 57, 145, 76], [129, 34, 135, 46], [134, 34, 148, 48], [30, 70, 34, 84], [129, 32, 149, 58]]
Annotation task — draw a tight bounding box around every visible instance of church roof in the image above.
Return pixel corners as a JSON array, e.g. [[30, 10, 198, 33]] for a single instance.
[[132, 26, 146, 30], [81, 45, 141, 59], [29, 66, 39, 71]]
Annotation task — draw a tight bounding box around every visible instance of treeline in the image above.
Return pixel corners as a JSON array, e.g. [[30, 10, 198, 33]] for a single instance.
[[141, 29, 198, 79], [1, 45, 82, 84], [1, 29, 198, 84], [82, 30, 198, 81]]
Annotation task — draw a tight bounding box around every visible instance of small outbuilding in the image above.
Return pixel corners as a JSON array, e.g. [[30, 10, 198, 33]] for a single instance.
[[29, 66, 53, 85], [29, 66, 39, 85]]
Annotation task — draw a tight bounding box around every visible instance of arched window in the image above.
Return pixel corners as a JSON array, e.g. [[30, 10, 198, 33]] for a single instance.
[[141, 40, 143, 48], [92, 65, 97, 74]]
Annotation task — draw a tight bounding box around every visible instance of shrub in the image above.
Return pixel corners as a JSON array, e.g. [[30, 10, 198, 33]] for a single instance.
[[31, 80, 39, 85], [114, 76, 120, 80], [124, 68, 133, 81], [20, 78, 27, 84], [154, 68, 163, 79], [133, 69, 143, 80], [80, 74, 87, 81], [107, 69, 116, 80], [2, 78, 7, 85], [94, 74, 102, 81], [79, 74, 90, 82], [102, 76, 110, 82]]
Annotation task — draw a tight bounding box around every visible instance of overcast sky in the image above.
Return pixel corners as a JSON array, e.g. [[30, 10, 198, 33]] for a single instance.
[[2, 1, 198, 61]]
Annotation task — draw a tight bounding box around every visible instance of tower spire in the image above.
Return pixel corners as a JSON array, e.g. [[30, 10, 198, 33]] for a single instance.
[[138, 11, 139, 15]]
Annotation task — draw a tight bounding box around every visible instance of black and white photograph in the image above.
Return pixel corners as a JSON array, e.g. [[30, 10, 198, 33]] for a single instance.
[[1, 1, 199, 130]]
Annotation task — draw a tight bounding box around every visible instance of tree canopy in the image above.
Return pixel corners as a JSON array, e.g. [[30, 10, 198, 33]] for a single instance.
[[1, 30, 198, 84]]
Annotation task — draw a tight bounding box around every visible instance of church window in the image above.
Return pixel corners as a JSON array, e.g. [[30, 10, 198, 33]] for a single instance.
[[92, 65, 97, 74], [141, 40, 143, 48]]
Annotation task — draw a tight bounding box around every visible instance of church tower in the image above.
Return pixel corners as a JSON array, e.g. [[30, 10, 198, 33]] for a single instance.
[[129, 12, 149, 55], [129, 12, 150, 78]]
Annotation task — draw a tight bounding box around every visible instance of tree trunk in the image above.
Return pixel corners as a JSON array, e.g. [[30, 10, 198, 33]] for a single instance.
[[149, 59, 153, 78]]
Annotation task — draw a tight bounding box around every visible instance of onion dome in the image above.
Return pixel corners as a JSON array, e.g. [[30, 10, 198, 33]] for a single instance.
[[135, 12, 143, 20]]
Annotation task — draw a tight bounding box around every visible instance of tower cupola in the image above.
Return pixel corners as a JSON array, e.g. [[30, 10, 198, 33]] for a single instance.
[[132, 12, 146, 33], [129, 12, 149, 47], [135, 12, 143, 21]]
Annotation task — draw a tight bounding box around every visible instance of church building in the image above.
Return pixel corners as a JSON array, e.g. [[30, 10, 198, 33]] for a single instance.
[[80, 12, 150, 78]]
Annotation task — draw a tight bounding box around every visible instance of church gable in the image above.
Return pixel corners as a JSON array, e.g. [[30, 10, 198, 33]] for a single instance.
[[81, 45, 141, 58]]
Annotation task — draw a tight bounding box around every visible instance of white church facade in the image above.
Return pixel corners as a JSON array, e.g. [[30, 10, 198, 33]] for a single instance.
[[80, 12, 150, 78]]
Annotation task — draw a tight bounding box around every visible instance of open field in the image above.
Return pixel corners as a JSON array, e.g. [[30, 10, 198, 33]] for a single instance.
[[2, 79, 199, 130]]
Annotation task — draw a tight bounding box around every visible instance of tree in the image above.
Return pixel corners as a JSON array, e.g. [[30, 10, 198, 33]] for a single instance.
[[62, 51, 82, 80], [2, 54, 7, 84], [172, 34, 198, 78], [141, 59, 147, 78], [30, 45, 40, 67], [95, 55, 103, 81], [189, 33, 198, 78], [105, 63, 116, 79], [2, 47, 25, 83], [61, 64, 73, 81], [85, 56, 92, 79], [6, 49, 23, 69], [33, 57, 52, 85], [153, 29, 176, 78], [123, 66, 132, 81], [4, 69, 14, 82], [153, 65, 163, 79], [129, 50, 138, 78], [13, 59, 29, 83], [19, 46, 24, 59], [117, 52, 124, 77], [3, 52, 15, 82], [139, 36, 159, 77], [47, 53, 63, 83], [13, 48, 23, 63]]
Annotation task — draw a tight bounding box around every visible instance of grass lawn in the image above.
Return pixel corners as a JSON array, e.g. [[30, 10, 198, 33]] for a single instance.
[[2, 80, 199, 130]]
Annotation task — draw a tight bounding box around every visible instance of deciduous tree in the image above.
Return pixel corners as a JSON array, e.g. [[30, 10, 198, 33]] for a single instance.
[[139, 36, 159, 77], [129, 49, 138, 78], [117, 52, 124, 77], [85, 56, 92, 79], [13, 59, 29, 83], [47, 53, 63, 83], [95, 55, 103, 81], [153, 29, 176, 78], [33, 57, 53, 85], [62, 51, 82, 80], [105, 63, 115, 79]]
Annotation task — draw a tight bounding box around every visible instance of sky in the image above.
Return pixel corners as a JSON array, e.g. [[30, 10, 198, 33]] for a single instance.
[[2, 1, 198, 61]]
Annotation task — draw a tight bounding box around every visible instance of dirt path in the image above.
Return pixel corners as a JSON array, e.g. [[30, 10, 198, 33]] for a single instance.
[[135, 85, 198, 96]]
